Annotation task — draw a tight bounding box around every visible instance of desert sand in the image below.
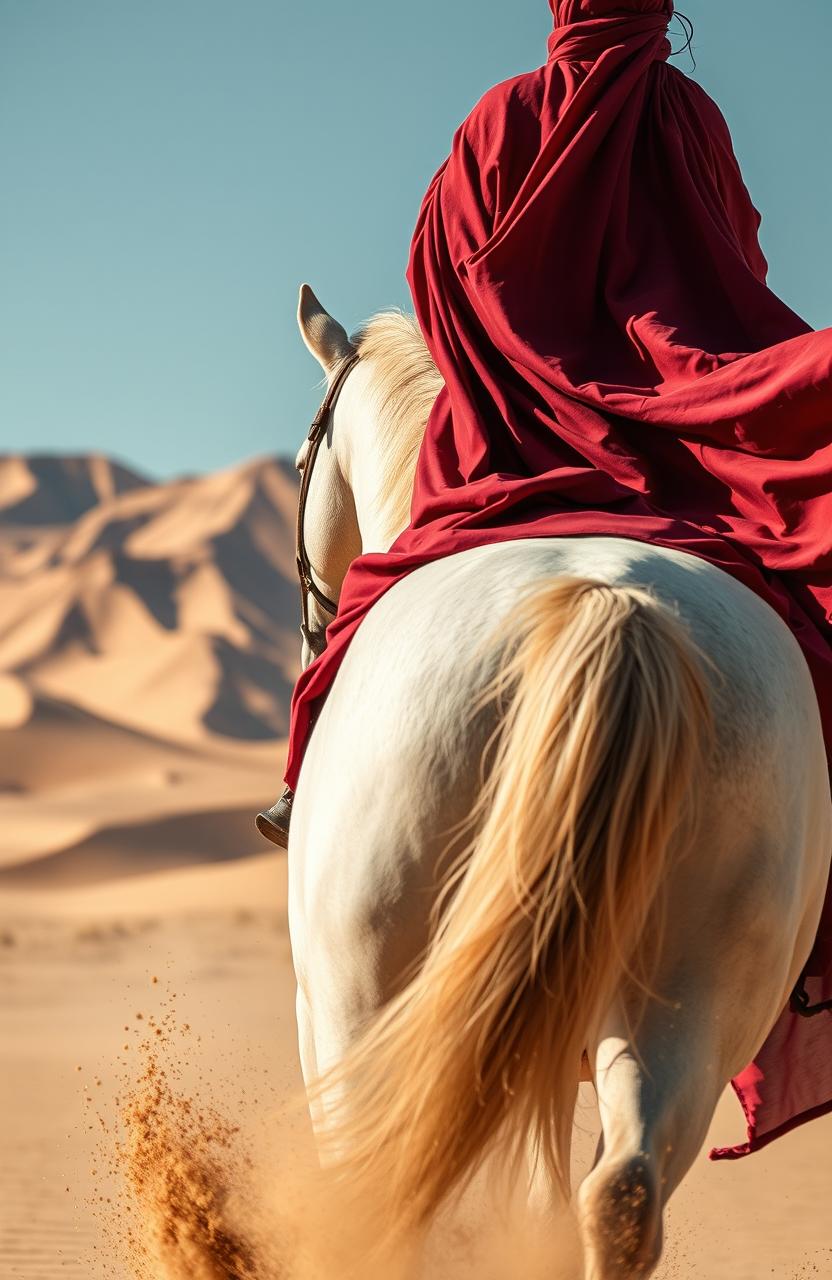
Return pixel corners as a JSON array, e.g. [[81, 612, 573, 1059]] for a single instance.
[[2, 454, 832, 1278]]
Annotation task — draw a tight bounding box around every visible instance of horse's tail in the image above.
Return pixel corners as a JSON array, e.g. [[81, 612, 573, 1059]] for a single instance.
[[315, 577, 712, 1238]]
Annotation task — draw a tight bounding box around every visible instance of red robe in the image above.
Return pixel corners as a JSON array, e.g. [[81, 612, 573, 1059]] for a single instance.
[[287, 0, 832, 1159]]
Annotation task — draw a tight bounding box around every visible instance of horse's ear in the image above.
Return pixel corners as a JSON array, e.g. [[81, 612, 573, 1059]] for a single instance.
[[297, 284, 356, 373]]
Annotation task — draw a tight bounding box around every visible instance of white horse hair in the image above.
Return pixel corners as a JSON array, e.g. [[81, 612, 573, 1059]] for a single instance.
[[287, 285, 832, 1277]]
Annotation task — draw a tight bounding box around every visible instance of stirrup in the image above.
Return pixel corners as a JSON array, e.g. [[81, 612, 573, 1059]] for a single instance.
[[255, 787, 294, 850]]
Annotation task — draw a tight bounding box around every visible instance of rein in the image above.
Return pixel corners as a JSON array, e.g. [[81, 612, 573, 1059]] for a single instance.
[[296, 350, 361, 655]]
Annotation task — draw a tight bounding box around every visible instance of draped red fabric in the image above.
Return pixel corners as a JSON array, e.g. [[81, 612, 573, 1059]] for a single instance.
[[286, 0, 832, 1157]]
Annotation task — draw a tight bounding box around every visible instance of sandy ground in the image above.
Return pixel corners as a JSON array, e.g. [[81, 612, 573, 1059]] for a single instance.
[[2, 853, 832, 1280], [0, 853, 301, 1280]]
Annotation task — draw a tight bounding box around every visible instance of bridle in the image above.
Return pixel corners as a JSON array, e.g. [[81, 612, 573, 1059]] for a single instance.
[[296, 350, 361, 656]]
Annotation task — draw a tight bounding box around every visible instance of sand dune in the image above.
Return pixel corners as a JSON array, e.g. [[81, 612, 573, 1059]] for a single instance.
[[0, 453, 299, 745], [0, 452, 298, 885]]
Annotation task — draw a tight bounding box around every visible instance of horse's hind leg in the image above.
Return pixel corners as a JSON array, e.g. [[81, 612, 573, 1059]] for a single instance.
[[577, 994, 725, 1280]]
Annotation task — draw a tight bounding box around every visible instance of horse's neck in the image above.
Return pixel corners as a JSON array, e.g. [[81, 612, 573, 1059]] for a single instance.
[[345, 415, 416, 555]]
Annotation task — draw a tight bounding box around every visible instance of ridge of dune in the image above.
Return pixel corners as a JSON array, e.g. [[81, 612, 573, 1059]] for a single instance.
[[0, 803, 271, 888], [1, 693, 281, 793], [0, 452, 150, 525]]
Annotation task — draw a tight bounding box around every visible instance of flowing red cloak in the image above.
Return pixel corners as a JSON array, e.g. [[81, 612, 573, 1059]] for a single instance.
[[286, 0, 832, 1159]]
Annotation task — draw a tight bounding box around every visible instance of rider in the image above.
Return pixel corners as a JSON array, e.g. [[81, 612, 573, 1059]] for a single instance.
[[257, 0, 832, 853]]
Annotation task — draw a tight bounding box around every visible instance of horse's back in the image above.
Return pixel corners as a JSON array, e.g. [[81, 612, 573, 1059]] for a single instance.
[[292, 537, 830, 1075], [330, 536, 821, 784]]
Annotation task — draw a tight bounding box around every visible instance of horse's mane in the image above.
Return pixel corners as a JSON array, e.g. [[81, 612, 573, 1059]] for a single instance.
[[352, 311, 443, 541]]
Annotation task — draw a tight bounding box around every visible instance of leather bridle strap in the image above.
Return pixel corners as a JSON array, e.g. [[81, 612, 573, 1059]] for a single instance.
[[296, 350, 361, 651]]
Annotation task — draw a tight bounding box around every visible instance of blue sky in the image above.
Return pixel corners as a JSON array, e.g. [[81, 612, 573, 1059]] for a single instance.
[[1, 0, 830, 478]]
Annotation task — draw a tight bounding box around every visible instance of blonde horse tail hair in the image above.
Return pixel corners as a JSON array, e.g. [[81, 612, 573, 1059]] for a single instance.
[[313, 577, 713, 1240]]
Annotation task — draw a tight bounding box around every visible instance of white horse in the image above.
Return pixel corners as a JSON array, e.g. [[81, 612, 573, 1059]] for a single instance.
[[286, 285, 832, 1278]]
